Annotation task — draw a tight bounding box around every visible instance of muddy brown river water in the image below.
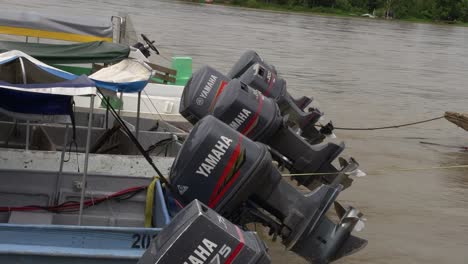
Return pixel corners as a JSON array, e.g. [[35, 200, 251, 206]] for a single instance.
[[1, 0, 467, 263]]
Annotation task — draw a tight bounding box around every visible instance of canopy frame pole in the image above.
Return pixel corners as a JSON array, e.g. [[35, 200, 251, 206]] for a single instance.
[[25, 120, 30, 151], [105, 103, 109, 130], [18, 57, 30, 151], [111, 16, 126, 44], [136, 91, 141, 140], [118, 92, 123, 115], [19, 57, 27, 84], [52, 124, 69, 206], [78, 95, 95, 225]]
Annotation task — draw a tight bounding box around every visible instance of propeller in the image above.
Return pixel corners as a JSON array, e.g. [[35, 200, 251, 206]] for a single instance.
[[331, 157, 365, 189], [334, 201, 366, 232]]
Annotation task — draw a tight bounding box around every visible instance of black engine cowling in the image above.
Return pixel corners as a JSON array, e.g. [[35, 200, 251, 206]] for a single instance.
[[180, 62, 329, 144], [212, 79, 347, 189], [181, 75, 349, 190], [169, 115, 367, 264], [227, 50, 275, 79], [179, 66, 230, 124], [227, 50, 320, 113], [138, 199, 271, 264], [235, 61, 328, 143]]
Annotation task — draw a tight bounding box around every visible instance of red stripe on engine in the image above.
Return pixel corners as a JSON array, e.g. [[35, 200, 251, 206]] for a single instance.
[[209, 170, 241, 209], [208, 80, 229, 112], [224, 226, 245, 264], [263, 73, 276, 97], [241, 94, 264, 137], [208, 137, 243, 208]]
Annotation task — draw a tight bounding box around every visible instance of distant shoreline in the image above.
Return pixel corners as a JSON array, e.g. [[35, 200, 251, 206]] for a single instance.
[[187, 1, 468, 27]]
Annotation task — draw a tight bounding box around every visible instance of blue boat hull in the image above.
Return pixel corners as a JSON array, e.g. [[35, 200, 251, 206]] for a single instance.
[[0, 224, 162, 264]]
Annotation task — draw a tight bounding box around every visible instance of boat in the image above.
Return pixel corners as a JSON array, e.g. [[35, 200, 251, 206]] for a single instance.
[[0, 56, 175, 263], [445, 111, 468, 132], [0, 170, 170, 264], [0, 14, 190, 262], [0, 50, 185, 156], [0, 10, 190, 125], [0, 10, 369, 263], [0, 45, 372, 263], [361, 13, 376, 18]]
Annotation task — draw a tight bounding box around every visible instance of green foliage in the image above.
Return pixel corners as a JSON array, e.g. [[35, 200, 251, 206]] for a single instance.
[[433, 0, 464, 21], [374, 7, 385, 17], [222, 0, 468, 22], [246, 0, 260, 7], [336, 0, 352, 10], [230, 0, 244, 5], [462, 0, 468, 21], [287, 0, 305, 7], [367, 0, 378, 11]]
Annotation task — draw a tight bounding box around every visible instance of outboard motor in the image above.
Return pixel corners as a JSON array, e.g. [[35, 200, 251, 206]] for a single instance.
[[179, 66, 230, 124], [213, 79, 347, 188], [170, 115, 367, 264], [181, 66, 329, 144], [228, 50, 313, 111], [237, 62, 331, 142], [183, 77, 355, 189], [227, 50, 275, 79], [138, 199, 271, 264]]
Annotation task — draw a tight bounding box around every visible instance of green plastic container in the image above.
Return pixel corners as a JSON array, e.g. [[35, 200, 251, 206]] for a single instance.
[[170, 57, 192, 86]]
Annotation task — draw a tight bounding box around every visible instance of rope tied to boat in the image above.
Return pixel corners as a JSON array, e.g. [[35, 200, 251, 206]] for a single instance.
[[281, 164, 468, 177], [318, 115, 445, 131], [144, 176, 160, 228]]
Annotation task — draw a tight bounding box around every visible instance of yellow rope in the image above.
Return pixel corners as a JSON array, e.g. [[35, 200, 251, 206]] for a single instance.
[[151, 165, 468, 179], [282, 164, 468, 177], [144, 176, 160, 227]]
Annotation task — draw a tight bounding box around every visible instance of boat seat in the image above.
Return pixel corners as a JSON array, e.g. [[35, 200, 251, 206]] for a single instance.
[[147, 63, 177, 84]]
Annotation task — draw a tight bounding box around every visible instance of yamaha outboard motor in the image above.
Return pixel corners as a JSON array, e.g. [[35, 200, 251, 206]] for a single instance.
[[237, 62, 330, 142], [183, 77, 353, 190], [228, 50, 313, 112], [181, 66, 328, 144], [170, 115, 367, 263], [212, 79, 347, 188], [227, 50, 275, 78], [179, 66, 230, 124], [138, 199, 271, 264]]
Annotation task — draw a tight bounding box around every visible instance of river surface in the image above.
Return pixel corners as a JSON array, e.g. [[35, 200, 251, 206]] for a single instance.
[[1, 0, 467, 263]]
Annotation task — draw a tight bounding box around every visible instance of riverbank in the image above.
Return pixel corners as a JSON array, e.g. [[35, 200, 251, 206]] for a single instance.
[[196, 0, 468, 27]]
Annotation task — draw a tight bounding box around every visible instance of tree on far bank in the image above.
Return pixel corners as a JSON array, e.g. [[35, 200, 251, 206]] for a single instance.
[[368, 0, 378, 12], [434, 0, 463, 21], [227, 0, 468, 22]]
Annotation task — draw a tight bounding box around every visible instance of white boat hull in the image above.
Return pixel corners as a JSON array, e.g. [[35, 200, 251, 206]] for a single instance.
[[74, 83, 186, 123]]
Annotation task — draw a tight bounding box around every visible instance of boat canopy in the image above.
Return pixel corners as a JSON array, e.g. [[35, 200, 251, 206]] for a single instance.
[[0, 50, 100, 122], [0, 76, 96, 123], [0, 10, 113, 42], [90, 59, 153, 93], [0, 50, 152, 93], [0, 41, 130, 64], [0, 49, 152, 121], [0, 50, 79, 82]]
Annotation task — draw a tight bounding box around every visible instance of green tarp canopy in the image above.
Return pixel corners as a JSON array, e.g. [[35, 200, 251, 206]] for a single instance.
[[0, 41, 130, 64]]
